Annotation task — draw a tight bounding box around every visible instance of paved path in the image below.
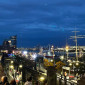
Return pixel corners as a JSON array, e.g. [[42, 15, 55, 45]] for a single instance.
[[0, 63, 5, 81], [78, 77, 85, 85]]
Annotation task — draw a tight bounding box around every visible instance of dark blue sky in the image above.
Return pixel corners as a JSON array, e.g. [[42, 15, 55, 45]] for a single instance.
[[0, 0, 85, 47]]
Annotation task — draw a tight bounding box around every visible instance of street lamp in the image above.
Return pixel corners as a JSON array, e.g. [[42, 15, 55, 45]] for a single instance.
[[76, 62, 79, 66], [11, 61, 14, 64], [19, 65, 23, 68], [19, 64, 23, 85], [39, 76, 45, 82], [51, 45, 55, 66], [50, 59, 53, 62], [39, 76, 45, 85], [69, 63, 72, 66], [60, 55, 64, 61], [10, 65, 14, 69], [67, 59, 71, 63]]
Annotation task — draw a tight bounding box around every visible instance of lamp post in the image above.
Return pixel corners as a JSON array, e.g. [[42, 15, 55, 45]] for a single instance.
[[69, 62, 72, 76], [19, 64, 23, 85], [51, 45, 55, 66], [9, 65, 14, 79], [75, 61, 79, 85], [39, 76, 45, 85], [9, 60, 15, 79], [47, 45, 56, 85], [64, 71, 67, 85]]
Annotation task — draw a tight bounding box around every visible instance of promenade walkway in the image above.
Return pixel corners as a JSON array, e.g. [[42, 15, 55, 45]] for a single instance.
[[0, 63, 5, 81], [78, 77, 85, 85]]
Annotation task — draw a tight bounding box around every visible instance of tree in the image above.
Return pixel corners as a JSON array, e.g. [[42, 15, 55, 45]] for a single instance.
[[55, 61, 65, 72], [44, 59, 53, 67]]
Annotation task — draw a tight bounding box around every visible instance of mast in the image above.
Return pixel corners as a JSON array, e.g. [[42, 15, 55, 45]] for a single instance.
[[70, 30, 85, 61]]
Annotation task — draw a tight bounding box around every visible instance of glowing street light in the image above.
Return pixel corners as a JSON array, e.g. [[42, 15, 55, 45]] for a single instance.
[[60, 56, 64, 61], [10, 65, 14, 69], [18, 65, 23, 85], [69, 63, 72, 66], [52, 45, 54, 48], [11, 60, 13, 63], [19, 65, 23, 68], [67, 59, 71, 63], [39, 76, 45, 82], [51, 59, 53, 62], [76, 62, 79, 66]]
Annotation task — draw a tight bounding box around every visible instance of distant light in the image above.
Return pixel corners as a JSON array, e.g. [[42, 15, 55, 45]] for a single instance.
[[19, 65, 23, 68], [10, 65, 14, 69], [8, 40, 11, 43], [66, 46, 69, 51], [23, 51, 27, 55], [60, 56, 64, 60], [73, 60, 75, 63], [52, 45, 54, 48], [69, 63, 72, 66], [76, 62, 79, 66], [51, 59, 53, 62], [11, 61, 14, 64], [32, 53, 37, 59], [12, 50, 15, 54], [67, 59, 71, 62]]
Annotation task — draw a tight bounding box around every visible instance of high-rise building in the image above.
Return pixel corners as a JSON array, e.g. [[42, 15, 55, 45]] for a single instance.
[[3, 40, 10, 47], [10, 35, 17, 48], [2, 35, 17, 49]]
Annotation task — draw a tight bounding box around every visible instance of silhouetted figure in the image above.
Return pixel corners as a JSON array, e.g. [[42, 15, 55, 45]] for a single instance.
[[0, 76, 9, 85], [10, 79, 16, 85], [0, 76, 5, 84], [59, 78, 61, 85], [3, 76, 9, 85], [44, 79, 47, 85], [24, 77, 32, 85], [4, 82, 10, 85], [64, 76, 67, 85], [34, 81, 39, 85]]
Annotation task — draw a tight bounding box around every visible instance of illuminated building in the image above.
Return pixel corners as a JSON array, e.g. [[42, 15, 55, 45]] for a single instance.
[[2, 35, 17, 49], [0, 35, 17, 53], [10, 35, 17, 48]]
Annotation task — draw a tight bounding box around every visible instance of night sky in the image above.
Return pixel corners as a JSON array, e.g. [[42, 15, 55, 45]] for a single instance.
[[0, 0, 85, 47]]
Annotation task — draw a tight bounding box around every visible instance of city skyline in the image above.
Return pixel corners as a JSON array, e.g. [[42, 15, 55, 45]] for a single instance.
[[0, 0, 85, 47]]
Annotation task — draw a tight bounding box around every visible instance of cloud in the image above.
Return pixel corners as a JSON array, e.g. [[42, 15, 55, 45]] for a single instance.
[[0, 0, 85, 47]]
